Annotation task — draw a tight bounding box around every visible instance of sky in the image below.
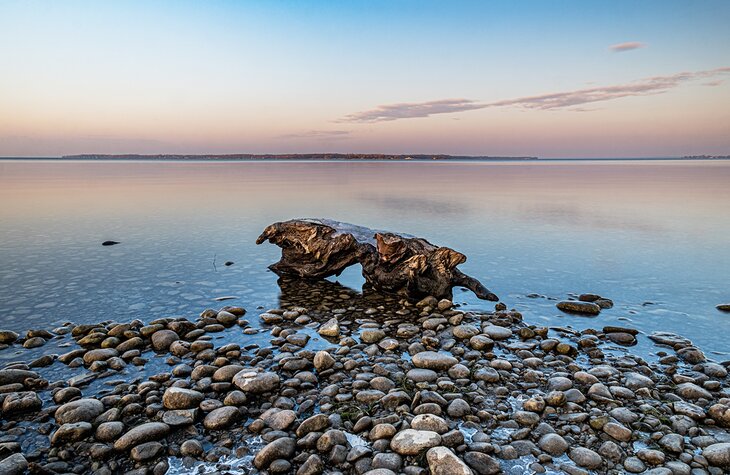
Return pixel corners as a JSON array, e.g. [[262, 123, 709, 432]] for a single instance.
[[1, 0, 729, 158]]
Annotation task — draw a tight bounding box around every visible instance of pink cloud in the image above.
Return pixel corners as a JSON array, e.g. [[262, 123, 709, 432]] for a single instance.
[[341, 67, 730, 123], [609, 41, 646, 53]]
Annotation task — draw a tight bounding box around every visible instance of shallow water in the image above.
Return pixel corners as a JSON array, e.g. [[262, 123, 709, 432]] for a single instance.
[[0, 159, 729, 357]]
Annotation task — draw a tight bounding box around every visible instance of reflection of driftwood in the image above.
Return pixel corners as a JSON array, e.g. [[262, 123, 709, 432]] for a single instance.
[[257, 219, 498, 302]]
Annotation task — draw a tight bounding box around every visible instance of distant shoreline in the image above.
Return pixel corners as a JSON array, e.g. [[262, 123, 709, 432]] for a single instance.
[[58, 153, 540, 161], [0, 155, 728, 161]]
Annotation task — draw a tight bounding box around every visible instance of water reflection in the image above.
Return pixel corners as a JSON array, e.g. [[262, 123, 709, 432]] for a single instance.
[[0, 159, 728, 355]]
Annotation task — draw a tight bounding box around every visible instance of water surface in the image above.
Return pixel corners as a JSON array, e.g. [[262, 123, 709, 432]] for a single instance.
[[1, 159, 728, 357]]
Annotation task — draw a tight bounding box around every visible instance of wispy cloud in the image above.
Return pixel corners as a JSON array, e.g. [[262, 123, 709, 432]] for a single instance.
[[339, 99, 484, 123], [609, 41, 646, 53], [340, 67, 730, 123], [278, 130, 351, 140]]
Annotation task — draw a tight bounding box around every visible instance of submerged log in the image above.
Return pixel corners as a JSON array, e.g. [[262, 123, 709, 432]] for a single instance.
[[257, 219, 498, 302]]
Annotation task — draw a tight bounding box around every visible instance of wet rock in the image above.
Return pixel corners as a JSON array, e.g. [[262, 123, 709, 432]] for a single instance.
[[162, 409, 198, 426], [0, 453, 27, 475], [677, 346, 705, 364], [623, 456, 646, 473], [412, 351, 458, 371], [676, 382, 712, 400], [703, 443, 730, 469], [51, 422, 93, 445], [538, 433, 568, 456], [606, 332, 636, 345], [55, 398, 104, 424], [361, 328, 386, 343], [463, 452, 500, 475], [130, 441, 164, 462], [569, 447, 603, 469], [469, 335, 494, 351], [23, 336, 46, 348], [0, 369, 38, 385], [556, 301, 601, 315], [102, 240, 120, 246], [390, 429, 441, 455], [254, 437, 296, 469], [407, 368, 438, 382], [717, 304, 730, 312], [261, 408, 297, 430], [297, 453, 324, 475], [2, 391, 41, 414], [162, 387, 203, 409], [637, 448, 665, 465], [313, 351, 335, 371], [114, 422, 170, 451], [370, 423, 397, 440], [411, 414, 448, 434], [452, 324, 479, 340], [318, 318, 340, 337], [0, 330, 19, 344], [447, 398, 471, 417], [203, 406, 240, 429], [212, 364, 245, 382], [708, 403, 730, 427], [603, 422, 632, 442], [151, 330, 179, 351], [623, 372, 654, 390], [53, 386, 82, 404], [426, 446, 473, 475], [296, 414, 330, 437], [96, 421, 125, 442], [233, 370, 280, 393], [483, 325, 512, 340], [180, 439, 203, 457], [83, 348, 118, 364], [658, 433, 684, 453]]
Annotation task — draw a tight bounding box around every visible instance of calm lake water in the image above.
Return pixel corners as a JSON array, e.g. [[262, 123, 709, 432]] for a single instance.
[[1, 159, 729, 358]]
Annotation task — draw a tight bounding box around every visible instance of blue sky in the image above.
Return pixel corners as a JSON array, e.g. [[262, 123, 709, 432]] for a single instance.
[[1, 0, 729, 157]]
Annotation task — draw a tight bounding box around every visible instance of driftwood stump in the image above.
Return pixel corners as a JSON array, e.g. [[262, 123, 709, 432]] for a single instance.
[[257, 219, 498, 302]]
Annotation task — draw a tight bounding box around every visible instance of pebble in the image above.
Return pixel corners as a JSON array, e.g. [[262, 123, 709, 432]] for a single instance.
[[390, 429, 441, 455], [556, 301, 601, 315]]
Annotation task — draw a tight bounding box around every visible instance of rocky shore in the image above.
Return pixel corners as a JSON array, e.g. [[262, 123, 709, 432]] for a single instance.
[[0, 280, 729, 475]]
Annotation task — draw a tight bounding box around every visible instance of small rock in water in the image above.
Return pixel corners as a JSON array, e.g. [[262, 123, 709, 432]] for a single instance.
[[557, 300, 601, 315], [224, 261, 234, 266], [318, 317, 340, 337], [101, 240, 120, 246], [717, 303, 730, 312]]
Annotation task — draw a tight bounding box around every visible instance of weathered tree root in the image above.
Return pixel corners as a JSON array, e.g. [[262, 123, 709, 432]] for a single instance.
[[257, 219, 499, 302]]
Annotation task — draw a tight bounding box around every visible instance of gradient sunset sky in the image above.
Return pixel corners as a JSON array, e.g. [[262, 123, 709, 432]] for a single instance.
[[1, 0, 729, 158]]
